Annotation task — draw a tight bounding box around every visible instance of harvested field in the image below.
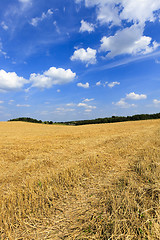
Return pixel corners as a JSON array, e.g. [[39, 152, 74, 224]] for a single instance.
[[0, 120, 160, 239]]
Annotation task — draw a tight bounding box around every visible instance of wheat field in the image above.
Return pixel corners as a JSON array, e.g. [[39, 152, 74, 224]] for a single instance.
[[0, 120, 160, 239]]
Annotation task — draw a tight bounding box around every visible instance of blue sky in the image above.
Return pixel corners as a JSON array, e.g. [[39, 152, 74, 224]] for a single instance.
[[0, 0, 160, 121]]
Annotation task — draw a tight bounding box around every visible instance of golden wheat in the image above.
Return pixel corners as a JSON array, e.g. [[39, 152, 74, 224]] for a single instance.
[[0, 120, 159, 239]]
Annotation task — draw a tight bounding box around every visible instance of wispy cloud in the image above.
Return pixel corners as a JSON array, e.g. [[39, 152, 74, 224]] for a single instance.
[[16, 104, 30, 107], [1, 21, 8, 30], [85, 50, 160, 74], [82, 98, 94, 102], [55, 108, 75, 113], [30, 9, 53, 27]]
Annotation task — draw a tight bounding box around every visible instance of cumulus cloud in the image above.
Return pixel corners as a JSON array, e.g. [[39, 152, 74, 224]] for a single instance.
[[108, 81, 120, 88], [153, 99, 160, 104], [113, 98, 136, 108], [77, 82, 89, 88], [96, 1, 121, 26], [0, 69, 27, 92], [76, 1, 160, 59], [77, 102, 96, 109], [71, 48, 97, 66], [96, 81, 119, 87], [30, 67, 76, 88], [113, 91, 147, 108], [80, 20, 95, 33], [100, 24, 160, 58], [120, 0, 160, 24], [0, 101, 4, 104], [126, 92, 147, 100], [76, 0, 160, 26], [30, 9, 53, 27]]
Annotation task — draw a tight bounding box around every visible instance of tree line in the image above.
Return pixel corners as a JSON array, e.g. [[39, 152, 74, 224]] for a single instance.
[[8, 112, 160, 126], [61, 113, 160, 125], [8, 117, 53, 124]]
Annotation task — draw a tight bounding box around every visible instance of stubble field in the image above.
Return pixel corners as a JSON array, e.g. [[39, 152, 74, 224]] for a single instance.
[[0, 120, 160, 239]]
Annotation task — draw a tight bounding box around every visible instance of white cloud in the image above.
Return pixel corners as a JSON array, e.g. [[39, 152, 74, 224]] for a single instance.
[[77, 82, 89, 88], [1, 22, 8, 31], [82, 98, 94, 102], [108, 81, 120, 88], [113, 98, 136, 108], [19, 0, 32, 6], [56, 108, 75, 112], [113, 91, 147, 108], [103, 81, 108, 87], [66, 103, 75, 107], [0, 69, 27, 92], [77, 102, 96, 109], [30, 67, 76, 88], [126, 92, 147, 100], [0, 101, 4, 104], [85, 109, 92, 112], [80, 20, 95, 33], [0, 42, 8, 58], [16, 104, 30, 107], [30, 9, 53, 27], [8, 100, 14, 105], [53, 21, 60, 34], [153, 99, 160, 104], [71, 48, 97, 66], [120, 0, 160, 24], [114, 98, 127, 108], [19, 0, 31, 3], [57, 89, 61, 92], [76, 0, 160, 26], [96, 81, 101, 86], [96, 2, 121, 26], [100, 24, 160, 58], [75, 0, 83, 3], [155, 59, 160, 64], [76, 1, 160, 59]]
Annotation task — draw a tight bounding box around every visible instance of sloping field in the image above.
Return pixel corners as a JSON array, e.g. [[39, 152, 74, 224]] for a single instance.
[[0, 120, 160, 239]]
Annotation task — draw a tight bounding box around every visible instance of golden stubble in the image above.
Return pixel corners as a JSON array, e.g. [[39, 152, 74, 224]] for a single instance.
[[0, 120, 159, 239]]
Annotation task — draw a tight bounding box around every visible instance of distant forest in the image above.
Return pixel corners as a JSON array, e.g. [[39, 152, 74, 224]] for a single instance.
[[8, 112, 160, 126]]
